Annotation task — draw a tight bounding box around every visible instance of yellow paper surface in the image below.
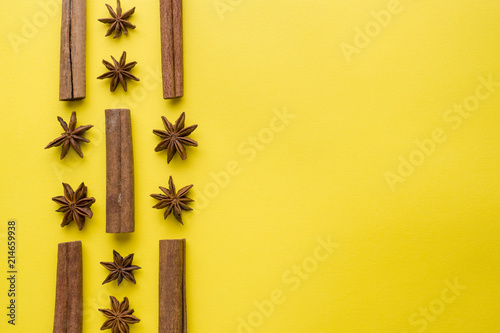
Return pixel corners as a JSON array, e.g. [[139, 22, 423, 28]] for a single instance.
[[1, 0, 500, 332]]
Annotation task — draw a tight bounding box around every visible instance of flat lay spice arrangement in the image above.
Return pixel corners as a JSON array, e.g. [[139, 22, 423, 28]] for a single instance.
[[49, 0, 193, 331]]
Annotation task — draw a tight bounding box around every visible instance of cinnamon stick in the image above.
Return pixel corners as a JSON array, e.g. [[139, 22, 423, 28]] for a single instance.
[[172, 0, 183, 97], [53, 241, 82, 333], [106, 109, 135, 233], [160, 0, 183, 99], [59, 0, 86, 101], [159, 239, 186, 333]]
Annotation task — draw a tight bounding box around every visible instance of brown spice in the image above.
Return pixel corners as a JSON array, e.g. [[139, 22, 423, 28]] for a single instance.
[[52, 182, 95, 230], [159, 239, 186, 333], [153, 112, 198, 163], [45, 111, 93, 159], [53, 241, 82, 333], [151, 176, 193, 224], [100, 250, 141, 285], [59, 0, 86, 100], [97, 52, 140, 92], [98, 0, 136, 38], [99, 296, 140, 333], [159, 0, 183, 98], [106, 109, 135, 233]]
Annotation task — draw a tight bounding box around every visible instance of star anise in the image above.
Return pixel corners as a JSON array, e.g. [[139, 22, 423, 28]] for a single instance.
[[153, 112, 198, 163], [45, 111, 93, 159], [97, 51, 140, 92], [151, 176, 194, 224], [52, 182, 95, 230], [98, 0, 136, 39], [101, 250, 141, 285], [99, 296, 140, 333]]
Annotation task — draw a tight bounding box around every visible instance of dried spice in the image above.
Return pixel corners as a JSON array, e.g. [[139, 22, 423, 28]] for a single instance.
[[153, 112, 198, 163], [53, 241, 83, 333], [160, 0, 183, 98], [98, 0, 136, 38], [97, 51, 139, 92], [99, 296, 140, 333], [100, 250, 141, 285], [159, 239, 186, 333], [105, 109, 135, 234], [45, 111, 93, 159], [151, 176, 193, 224], [52, 182, 95, 230], [59, 0, 86, 100]]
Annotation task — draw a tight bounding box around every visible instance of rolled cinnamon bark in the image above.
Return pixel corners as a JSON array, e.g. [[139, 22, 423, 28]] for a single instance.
[[59, 0, 86, 101], [53, 241, 82, 333], [106, 109, 135, 233], [159, 239, 186, 333], [172, 0, 183, 98], [160, 0, 183, 99]]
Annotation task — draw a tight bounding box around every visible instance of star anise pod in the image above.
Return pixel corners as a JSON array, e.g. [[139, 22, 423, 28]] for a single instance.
[[52, 182, 95, 230], [153, 112, 198, 163], [97, 51, 140, 92], [151, 176, 194, 224], [99, 296, 140, 333], [101, 250, 141, 285], [98, 0, 136, 39], [45, 111, 93, 159]]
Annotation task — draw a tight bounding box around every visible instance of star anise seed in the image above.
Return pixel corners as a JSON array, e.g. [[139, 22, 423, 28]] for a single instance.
[[153, 112, 198, 163], [99, 296, 140, 333], [98, 0, 136, 39], [101, 250, 141, 286], [97, 51, 140, 92], [151, 176, 194, 224], [45, 111, 93, 159], [52, 182, 95, 230]]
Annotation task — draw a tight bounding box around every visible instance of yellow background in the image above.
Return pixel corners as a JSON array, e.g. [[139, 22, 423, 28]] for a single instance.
[[1, 0, 500, 332]]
